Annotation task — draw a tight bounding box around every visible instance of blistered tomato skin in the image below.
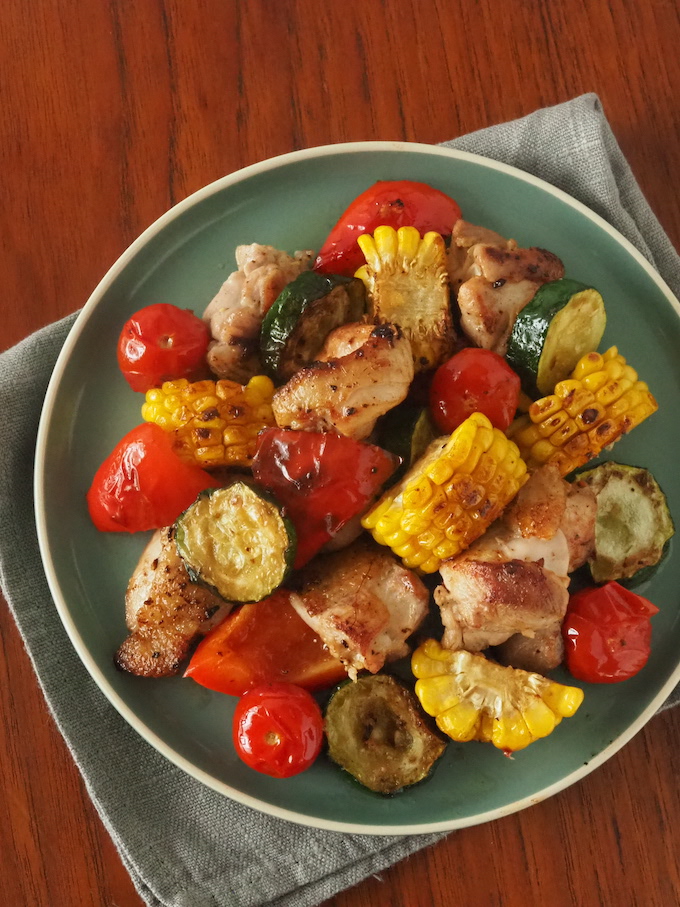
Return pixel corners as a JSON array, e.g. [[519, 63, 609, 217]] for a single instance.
[[429, 348, 521, 434], [117, 303, 210, 392], [562, 582, 659, 684], [232, 683, 324, 778], [314, 180, 462, 276]]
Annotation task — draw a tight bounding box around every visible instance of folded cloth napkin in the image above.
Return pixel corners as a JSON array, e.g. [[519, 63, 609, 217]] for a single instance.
[[1, 92, 679, 907]]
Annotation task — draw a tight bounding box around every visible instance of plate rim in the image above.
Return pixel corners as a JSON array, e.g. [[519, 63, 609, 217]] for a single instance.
[[34, 140, 680, 835]]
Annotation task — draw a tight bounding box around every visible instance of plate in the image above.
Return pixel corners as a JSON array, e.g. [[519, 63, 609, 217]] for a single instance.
[[35, 142, 680, 834]]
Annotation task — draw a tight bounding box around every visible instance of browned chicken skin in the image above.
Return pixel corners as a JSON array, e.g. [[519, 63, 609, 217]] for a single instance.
[[271, 323, 414, 439], [435, 465, 596, 672], [447, 219, 565, 354], [115, 528, 229, 678], [289, 539, 429, 679], [203, 243, 313, 382]]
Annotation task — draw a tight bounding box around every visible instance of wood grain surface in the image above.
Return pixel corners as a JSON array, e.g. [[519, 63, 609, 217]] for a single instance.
[[2, 1, 679, 905]]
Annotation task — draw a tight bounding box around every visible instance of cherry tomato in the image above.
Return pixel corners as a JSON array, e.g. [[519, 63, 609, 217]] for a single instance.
[[232, 683, 324, 778], [314, 180, 462, 276], [429, 348, 521, 433], [185, 590, 347, 696], [251, 428, 398, 568], [117, 303, 210, 392], [562, 582, 659, 684], [86, 423, 216, 532]]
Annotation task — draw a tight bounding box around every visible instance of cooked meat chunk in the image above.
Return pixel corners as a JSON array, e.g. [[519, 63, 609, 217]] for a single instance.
[[457, 276, 541, 355], [434, 525, 570, 652], [561, 481, 598, 572], [503, 462, 568, 540], [271, 323, 414, 439], [494, 626, 565, 674], [447, 219, 565, 354], [289, 539, 429, 679], [434, 464, 597, 662], [115, 528, 229, 677], [203, 243, 313, 382]]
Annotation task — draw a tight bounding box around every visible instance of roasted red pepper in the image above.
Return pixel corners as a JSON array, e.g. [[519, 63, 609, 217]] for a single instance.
[[562, 582, 659, 683], [314, 180, 462, 276], [184, 590, 347, 696], [251, 428, 398, 568]]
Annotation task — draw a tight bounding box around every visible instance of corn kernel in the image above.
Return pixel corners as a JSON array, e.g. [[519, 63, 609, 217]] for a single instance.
[[142, 376, 275, 469], [508, 347, 657, 475], [362, 414, 527, 572]]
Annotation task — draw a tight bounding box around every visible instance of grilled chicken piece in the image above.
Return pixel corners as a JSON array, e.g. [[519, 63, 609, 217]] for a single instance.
[[494, 626, 565, 675], [203, 243, 313, 383], [503, 462, 568, 540], [289, 539, 429, 680], [115, 528, 230, 678], [457, 276, 541, 354], [561, 481, 598, 572], [434, 525, 571, 652], [271, 323, 414, 439], [447, 219, 565, 354], [434, 464, 595, 662]]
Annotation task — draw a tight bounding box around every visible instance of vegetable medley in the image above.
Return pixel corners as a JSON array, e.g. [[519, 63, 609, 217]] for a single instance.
[[88, 179, 673, 790]]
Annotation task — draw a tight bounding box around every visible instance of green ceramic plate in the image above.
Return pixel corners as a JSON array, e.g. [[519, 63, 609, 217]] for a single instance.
[[35, 143, 680, 834]]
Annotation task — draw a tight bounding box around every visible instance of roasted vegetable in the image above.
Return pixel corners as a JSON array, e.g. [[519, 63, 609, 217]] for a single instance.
[[506, 279, 607, 397], [252, 428, 398, 569], [142, 375, 275, 469], [508, 347, 658, 476], [362, 412, 528, 574], [355, 225, 455, 371], [324, 674, 446, 794], [314, 179, 462, 276], [577, 462, 674, 584], [175, 483, 296, 603], [376, 404, 438, 483], [412, 639, 584, 752], [184, 590, 347, 695], [260, 270, 366, 382]]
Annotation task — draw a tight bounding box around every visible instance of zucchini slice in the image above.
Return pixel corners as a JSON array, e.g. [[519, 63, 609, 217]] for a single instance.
[[324, 674, 446, 794], [260, 270, 366, 382], [506, 278, 606, 396], [577, 461, 674, 585], [376, 404, 438, 483], [175, 483, 296, 603]]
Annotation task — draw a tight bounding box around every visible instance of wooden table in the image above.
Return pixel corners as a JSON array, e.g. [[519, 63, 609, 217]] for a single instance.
[[2, 2, 679, 904]]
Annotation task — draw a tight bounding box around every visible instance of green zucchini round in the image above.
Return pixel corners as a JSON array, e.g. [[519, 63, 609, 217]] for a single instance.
[[174, 482, 296, 603], [577, 461, 674, 585], [324, 674, 446, 794], [506, 278, 607, 397], [260, 270, 366, 382], [376, 405, 438, 483]]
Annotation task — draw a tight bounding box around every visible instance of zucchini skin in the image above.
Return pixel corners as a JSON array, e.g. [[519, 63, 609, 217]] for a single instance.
[[577, 461, 674, 586], [174, 483, 296, 603], [506, 278, 606, 397], [324, 674, 446, 795], [260, 270, 366, 382]]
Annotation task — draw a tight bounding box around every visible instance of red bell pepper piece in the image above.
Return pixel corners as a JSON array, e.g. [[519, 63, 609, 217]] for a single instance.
[[314, 180, 462, 276], [251, 428, 398, 568]]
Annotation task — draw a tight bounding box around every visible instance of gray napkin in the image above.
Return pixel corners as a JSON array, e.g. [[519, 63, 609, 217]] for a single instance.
[[1, 93, 679, 907]]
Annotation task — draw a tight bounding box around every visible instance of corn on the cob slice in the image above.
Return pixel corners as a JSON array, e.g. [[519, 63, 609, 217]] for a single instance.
[[412, 639, 584, 752], [354, 225, 455, 371], [361, 412, 528, 574], [508, 347, 658, 476], [142, 375, 275, 469]]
